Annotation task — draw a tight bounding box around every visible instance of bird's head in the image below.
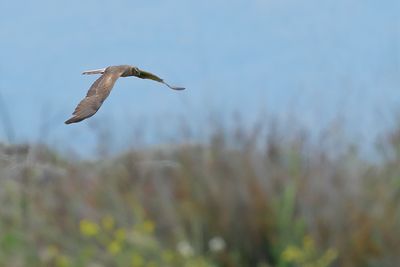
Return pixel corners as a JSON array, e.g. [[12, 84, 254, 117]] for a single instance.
[[119, 65, 140, 77], [130, 66, 140, 76]]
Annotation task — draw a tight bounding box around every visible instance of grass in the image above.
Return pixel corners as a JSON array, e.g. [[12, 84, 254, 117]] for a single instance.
[[0, 119, 400, 267]]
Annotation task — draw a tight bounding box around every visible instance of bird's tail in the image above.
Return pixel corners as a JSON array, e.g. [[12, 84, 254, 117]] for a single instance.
[[82, 68, 106, 75]]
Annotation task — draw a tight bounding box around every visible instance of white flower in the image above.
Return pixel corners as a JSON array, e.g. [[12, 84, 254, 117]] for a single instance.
[[208, 236, 226, 252], [177, 241, 194, 257]]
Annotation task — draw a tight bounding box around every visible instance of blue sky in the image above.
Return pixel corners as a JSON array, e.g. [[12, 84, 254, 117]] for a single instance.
[[0, 0, 399, 154]]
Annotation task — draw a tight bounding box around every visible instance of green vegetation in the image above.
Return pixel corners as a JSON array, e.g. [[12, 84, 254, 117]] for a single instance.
[[0, 121, 399, 266]]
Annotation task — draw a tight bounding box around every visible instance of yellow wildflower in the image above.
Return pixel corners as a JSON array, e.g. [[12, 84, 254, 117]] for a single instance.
[[281, 245, 302, 262], [108, 240, 121, 255], [317, 248, 338, 267], [162, 250, 175, 263], [131, 252, 144, 267], [46, 245, 59, 257], [281, 237, 338, 267], [56, 255, 70, 267], [114, 228, 126, 241], [142, 220, 155, 234], [303, 235, 314, 251], [101, 215, 115, 231], [79, 219, 99, 237]]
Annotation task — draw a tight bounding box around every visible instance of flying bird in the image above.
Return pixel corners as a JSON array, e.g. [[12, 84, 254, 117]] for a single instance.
[[65, 65, 185, 124]]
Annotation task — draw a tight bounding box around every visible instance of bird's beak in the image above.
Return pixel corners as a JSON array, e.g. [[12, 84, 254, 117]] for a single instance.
[[82, 68, 106, 75]]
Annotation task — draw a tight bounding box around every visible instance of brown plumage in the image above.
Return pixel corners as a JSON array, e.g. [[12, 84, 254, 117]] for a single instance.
[[65, 65, 185, 124]]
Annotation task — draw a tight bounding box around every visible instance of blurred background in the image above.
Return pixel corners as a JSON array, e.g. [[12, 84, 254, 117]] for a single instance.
[[0, 0, 399, 266]]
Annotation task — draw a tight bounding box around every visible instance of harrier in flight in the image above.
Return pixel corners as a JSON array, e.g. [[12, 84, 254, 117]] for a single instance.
[[65, 65, 185, 124]]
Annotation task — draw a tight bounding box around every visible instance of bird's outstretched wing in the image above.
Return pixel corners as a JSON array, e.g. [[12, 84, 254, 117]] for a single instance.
[[65, 71, 121, 124], [137, 69, 185, 90]]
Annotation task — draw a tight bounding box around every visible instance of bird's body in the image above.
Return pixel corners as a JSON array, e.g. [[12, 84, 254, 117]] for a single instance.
[[65, 65, 184, 124]]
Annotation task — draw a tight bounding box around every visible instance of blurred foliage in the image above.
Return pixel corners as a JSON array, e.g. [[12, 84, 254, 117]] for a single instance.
[[1, 119, 400, 267]]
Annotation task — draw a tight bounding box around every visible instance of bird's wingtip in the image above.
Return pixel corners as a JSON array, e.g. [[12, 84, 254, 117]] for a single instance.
[[171, 86, 186, 90], [163, 81, 186, 90], [65, 117, 80, 124]]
